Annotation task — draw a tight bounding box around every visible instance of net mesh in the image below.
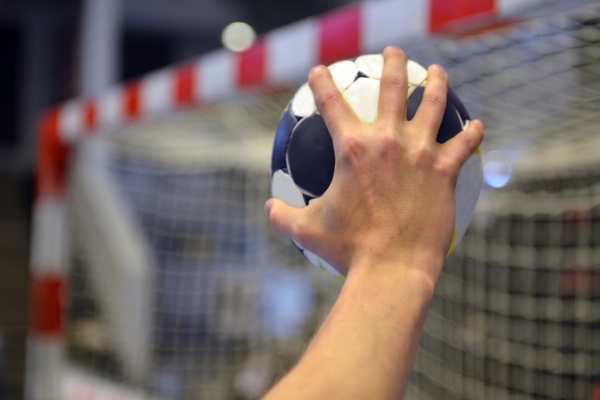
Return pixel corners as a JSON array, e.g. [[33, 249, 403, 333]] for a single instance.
[[405, 2, 600, 399], [65, 1, 600, 399], [67, 92, 344, 400]]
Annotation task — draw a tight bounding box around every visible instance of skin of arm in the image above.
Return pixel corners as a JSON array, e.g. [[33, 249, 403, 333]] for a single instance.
[[262, 46, 485, 400]]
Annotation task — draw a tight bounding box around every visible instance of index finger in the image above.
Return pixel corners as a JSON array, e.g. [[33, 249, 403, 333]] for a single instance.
[[308, 65, 357, 139]]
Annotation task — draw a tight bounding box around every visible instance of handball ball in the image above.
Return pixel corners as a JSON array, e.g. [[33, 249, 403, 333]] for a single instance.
[[270, 54, 483, 278]]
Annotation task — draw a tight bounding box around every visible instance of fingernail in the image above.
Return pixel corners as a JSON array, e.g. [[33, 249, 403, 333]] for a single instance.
[[265, 199, 274, 217], [310, 65, 327, 77], [472, 119, 484, 129], [430, 64, 446, 74]]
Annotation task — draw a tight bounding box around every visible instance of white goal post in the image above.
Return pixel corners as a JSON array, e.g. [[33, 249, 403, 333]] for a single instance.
[[26, 0, 549, 399]]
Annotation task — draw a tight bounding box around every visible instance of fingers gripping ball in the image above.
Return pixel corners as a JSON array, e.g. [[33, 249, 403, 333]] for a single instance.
[[270, 54, 483, 277]]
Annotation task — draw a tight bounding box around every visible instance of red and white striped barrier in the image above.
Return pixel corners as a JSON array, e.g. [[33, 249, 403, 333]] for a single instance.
[[26, 0, 535, 398]]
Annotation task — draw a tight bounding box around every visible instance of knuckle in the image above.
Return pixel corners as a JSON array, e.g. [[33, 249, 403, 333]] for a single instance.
[[464, 141, 477, 156], [340, 135, 367, 163], [409, 142, 434, 166], [462, 128, 484, 151], [291, 218, 310, 244], [316, 90, 340, 111], [377, 130, 400, 154], [423, 92, 445, 110], [381, 75, 406, 91], [435, 159, 455, 178]]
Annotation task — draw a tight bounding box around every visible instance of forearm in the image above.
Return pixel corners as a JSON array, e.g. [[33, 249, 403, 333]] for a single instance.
[[263, 262, 437, 400]]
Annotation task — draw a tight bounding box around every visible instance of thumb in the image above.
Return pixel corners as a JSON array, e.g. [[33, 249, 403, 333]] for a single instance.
[[265, 198, 306, 241]]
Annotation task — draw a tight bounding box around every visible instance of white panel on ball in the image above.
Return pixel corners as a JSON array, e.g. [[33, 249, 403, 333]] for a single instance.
[[328, 60, 359, 92], [343, 78, 380, 124], [355, 54, 383, 79], [454, 151, 483, 245], [271, 170, 305, 208], [407, 60, 428, 86], [291, 84, 316, 118]]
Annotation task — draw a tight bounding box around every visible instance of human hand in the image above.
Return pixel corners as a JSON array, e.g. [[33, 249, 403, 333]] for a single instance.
[[265, 46, 484, 281]]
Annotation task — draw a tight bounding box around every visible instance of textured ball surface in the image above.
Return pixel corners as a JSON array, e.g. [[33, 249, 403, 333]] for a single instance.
[[271, 54, 483, 278]]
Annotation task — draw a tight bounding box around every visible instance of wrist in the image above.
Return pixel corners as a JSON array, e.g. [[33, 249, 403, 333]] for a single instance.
[[347, 247, 444, 288], [344, 256, 438, 305]]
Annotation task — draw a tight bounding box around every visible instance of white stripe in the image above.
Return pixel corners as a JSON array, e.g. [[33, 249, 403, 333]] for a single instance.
[[362, 0, 428, 53], [97, 86, 123, 130], [58, 100, 82, 144], [30, 198, 68, 273], [141, 69, 174, 114], [266, 18, 318, 84], [72, 138, 154, 384], [201, 49, 236, 102], [25, 338, 63, 400], [497, 0, 539, 16]]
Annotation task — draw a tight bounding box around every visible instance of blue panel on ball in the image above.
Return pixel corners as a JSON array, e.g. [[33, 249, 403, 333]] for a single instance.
[[447, 87, 471, 123], [406, 86, 465, 144], [287, 114, 335, 197], [272, 103, 299, 173], [405, 86, 424, 122]]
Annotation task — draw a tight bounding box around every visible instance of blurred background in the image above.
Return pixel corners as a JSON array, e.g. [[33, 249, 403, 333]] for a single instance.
[[3, 0, 600, 399], [0, 0, 352, 398]]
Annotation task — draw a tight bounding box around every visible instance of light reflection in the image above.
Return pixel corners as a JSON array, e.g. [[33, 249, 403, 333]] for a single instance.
[[222, 22, 257, 52], [483, 150, 512, 188]]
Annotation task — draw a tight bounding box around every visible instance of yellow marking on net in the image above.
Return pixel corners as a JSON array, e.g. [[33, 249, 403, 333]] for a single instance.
[[447, 227, 458, 256], [476, 146, 482, 156]]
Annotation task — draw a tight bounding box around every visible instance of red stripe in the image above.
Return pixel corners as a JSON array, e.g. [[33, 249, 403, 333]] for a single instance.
[[83, 99, 97, 132], [238, 39, 266, 87], [593, 379, 600, 400], [175, 63, 197, 105], [35, 108, 71, 199], [318, 5, 361, 65], [123, 80, 141, 118], [28, 274, 66, 337], [429, 0, 495, 32]]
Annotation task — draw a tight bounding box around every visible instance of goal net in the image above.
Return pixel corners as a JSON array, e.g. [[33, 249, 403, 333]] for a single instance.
[[29, 0, 600, 399], [405, 3, 600, 400], [65, 90, 345, 400]]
